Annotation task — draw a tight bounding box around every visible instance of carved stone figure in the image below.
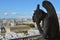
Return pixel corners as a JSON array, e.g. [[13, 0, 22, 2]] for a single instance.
[[32, 4, 47, 36], [32, 0, 60, 39]]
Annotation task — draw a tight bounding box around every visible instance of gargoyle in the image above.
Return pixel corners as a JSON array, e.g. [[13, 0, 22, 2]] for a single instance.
[[32, 0, 60, 39]]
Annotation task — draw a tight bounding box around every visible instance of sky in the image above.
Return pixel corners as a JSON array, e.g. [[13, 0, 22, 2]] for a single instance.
[[0, 0, 60, 19]]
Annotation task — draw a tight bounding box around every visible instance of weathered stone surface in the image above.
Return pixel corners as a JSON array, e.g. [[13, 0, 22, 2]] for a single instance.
[[42, 1, 59, 39], [32, 0, 60, 40], [32, 4, 47, 34]]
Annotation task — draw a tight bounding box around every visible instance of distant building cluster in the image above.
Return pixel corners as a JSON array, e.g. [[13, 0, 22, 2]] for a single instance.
[[0, 18, 35, 33], [0, 18, 33, 26], [0, 18, 60, 40], [0, 18, 60, 33]]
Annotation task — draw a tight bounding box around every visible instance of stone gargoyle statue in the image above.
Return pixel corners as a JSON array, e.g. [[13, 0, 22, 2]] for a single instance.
[[32, 0, 60, 39]]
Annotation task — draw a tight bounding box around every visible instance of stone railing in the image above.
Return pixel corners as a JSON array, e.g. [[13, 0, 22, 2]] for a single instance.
[[10, 35, 43, 40]]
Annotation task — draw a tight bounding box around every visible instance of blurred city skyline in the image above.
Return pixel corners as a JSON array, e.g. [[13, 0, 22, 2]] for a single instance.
[[0, 0, 60, 19]]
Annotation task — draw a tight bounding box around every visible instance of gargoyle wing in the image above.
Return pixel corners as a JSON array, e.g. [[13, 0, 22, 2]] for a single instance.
[[42, 1, 59, 38]]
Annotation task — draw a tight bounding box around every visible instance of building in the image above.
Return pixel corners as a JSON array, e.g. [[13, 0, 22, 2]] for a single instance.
[[4, 25, 31, 33], [9, 25, 31, 33]]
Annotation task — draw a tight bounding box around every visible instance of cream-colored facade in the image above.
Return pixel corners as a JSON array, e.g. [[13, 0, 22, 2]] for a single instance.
[[5, 27, 10, 32], [5, 25, 31, 33]]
